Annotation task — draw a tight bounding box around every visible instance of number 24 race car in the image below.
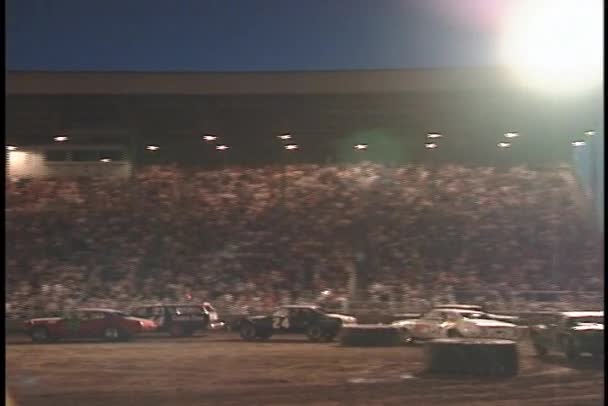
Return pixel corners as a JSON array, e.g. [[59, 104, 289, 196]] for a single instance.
[[236, 305, 357, 342]]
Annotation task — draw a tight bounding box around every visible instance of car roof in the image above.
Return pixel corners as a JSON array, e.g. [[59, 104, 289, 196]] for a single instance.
[[137, 304, 203, 308], [561, 311, 604, 318], [280, 305, 320, 309], [434, 304, 483, 310], [75, 308, 122, 313], [434, 308, 486, 315]]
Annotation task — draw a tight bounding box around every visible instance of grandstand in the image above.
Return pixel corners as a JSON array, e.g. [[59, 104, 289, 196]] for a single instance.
[[5, 68, 603, 318]]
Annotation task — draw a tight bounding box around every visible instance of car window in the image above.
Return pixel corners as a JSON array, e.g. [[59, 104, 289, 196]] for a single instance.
[[445, 312, 461, 321], [88, 312, 107, 320], [174, 307, 203, 316], [272, 308, 288, 318], [132, 308, 148, 318], [424, 311, 443, 320]]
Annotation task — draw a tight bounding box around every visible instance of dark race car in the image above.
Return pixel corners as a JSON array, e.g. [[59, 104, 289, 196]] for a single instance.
[[130, 303, 224, 337], [23, 308, 157, 342], [236, 305, 357, 342], [530, 311, 604, 360]]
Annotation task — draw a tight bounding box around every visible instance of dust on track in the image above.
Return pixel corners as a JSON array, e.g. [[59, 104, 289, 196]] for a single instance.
[[6, 333, 604, 406]]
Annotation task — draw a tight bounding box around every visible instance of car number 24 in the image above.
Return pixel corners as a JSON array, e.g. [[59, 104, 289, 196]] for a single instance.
[[273, 317, 290, 329]]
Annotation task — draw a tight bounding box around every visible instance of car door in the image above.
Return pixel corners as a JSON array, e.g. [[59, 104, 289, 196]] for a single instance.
[[288, 308, 313, 333], [61, 311, 86, 338], [271, 308, 290, 333], [78, 311, 108, 337], [415, 311, 445, 338]]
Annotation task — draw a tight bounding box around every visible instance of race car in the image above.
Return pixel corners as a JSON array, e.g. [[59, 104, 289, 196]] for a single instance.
[[392, 304, 519, 324], [391, 307, 520, 344], [23, 308, 157, 343], [130, 303, 224, 337], [236, 305, 357, 342], [432, 304, 519, 323], [530, 311, 604, 359]]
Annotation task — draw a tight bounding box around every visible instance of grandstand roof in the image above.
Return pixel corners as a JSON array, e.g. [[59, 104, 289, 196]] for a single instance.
[[7, 67, 515, 95]]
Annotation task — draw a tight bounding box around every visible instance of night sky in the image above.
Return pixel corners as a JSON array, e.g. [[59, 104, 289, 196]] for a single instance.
[[6, 0, 510, 72]]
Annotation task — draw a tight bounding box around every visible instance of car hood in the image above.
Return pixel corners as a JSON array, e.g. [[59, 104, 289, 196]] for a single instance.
[[572, 323, 604, 332], [125, 316, 157, 326], [27, 317, 62, 324], [326, 313, 357, 322], [391, 319, 419, 327], [486, 313, 519, 322], [247, 316, 270, 320], [465, 319, 517, 328]]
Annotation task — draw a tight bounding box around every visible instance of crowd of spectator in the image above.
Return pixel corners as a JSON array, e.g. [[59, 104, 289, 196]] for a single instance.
[[6, 162, 604, 318]]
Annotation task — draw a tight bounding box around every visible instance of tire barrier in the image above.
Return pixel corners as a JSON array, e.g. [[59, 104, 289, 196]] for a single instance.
[[425, 338, 519, 377], [339, 324, 402, 347]]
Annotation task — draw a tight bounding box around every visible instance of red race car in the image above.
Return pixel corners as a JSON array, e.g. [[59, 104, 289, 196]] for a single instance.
[[23, 308, 157, 343]]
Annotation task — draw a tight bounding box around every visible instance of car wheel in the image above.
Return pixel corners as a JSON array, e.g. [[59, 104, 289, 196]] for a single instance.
[[256, 333, 272, 341], [533, 343, 548, 357], [31, 326, 51, 343], [306, 325, 323, 342], [239, 323, 257, 341], [322, 332, 337, 342], [564, 338, 580, 361], [169, 324, 185, 337], [447, 329, 462, 338], [401, 329, 415, 345], [103, 327, 121, 342]]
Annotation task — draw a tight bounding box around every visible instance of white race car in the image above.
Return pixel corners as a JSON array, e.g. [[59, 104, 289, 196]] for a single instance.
[[391, 308, 520, 344]]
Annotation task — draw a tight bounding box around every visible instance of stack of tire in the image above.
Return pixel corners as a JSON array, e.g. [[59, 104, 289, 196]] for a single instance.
[[339, 324, 402, 347], [425, 338, 519, 377]]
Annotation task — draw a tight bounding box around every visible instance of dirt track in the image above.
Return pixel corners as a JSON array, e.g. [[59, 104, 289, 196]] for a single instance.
[[6, 332, 604, 406]]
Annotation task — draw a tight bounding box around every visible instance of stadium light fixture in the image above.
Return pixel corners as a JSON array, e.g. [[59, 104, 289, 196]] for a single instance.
[[54, 136, 69, 142], [585, 130, 596, 137], [100, 158, 112, 163], [146, 145, 160, 151], [497, 142, 512, 148], [6, 145, 17, 151], [425, 142, 438, 149], [504, 132, 519, 138], [572, 140, 587, 147], [499, 0, 602, 94], [354, 144, 368, 150], [278, 133, 292, 140], [215, 144, 229, 151], [427, 133, 442, 139], [203, 134, 218, 142], [284, 144, 299, 151]]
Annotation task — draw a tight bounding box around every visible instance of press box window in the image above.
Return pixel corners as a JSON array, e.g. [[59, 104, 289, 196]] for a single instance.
[[97, 150, 124, 161], [72, 150, 101, 162], [45, 150, 69, 162]]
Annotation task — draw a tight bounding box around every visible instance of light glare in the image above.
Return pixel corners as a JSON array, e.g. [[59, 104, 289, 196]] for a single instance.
[[425, 142, 438, 149], [572, 140, 587, 147], [354, 144, 368, 150], [216, 145, 229, 151], [203, 135, 218, 141], [284, 144, 299, 150], [498, 142, 511, 148], [146, 145, 160, 151], [6, 145, 17, 151], [504, 132, 519, 138], [500, 0, 603, 94], [54, 136, 69, 142], [427, 133, 442, 139]]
